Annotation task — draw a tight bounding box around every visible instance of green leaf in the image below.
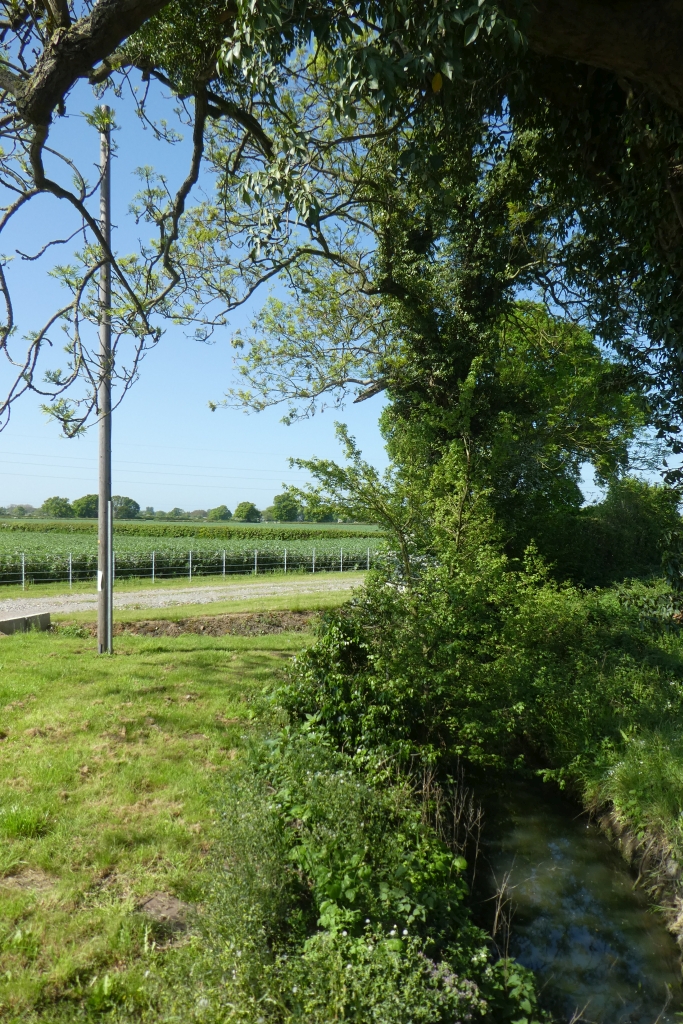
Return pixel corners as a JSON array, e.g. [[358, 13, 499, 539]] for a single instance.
[[464, 22, 480, 45]]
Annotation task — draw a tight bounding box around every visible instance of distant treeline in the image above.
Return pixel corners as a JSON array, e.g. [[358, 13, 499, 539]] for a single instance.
[[0, 491, 334, 524]]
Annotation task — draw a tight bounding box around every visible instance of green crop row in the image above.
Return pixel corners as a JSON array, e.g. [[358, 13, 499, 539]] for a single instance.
[[0, 542, 385, 585], [0, 534, 379, 556], [0, 520, 382, 540]]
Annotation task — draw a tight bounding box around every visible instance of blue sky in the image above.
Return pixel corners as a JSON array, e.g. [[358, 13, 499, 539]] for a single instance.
[[0, 81, 389, 512], [0, 77, 641, 513]]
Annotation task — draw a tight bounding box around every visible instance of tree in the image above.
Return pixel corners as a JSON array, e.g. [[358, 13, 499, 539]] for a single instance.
[[41, 496, 74, 518], [112, 495, 140, 519], [271, 492, 301, 522], [289, 425, 427, 580], [207, 505, 232, 521], [284, 288, 653, 569], [232, 502, 260, 523], [72, 494, 98, 518], [4, 0, 683, 446], [520, 2, 683, 112]]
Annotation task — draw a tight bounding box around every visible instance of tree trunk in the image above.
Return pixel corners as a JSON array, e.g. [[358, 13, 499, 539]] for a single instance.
[[521, 1, 683, 111]]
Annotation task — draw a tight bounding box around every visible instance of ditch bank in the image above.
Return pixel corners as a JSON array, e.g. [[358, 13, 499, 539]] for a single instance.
[[598, 807, 683, 953]]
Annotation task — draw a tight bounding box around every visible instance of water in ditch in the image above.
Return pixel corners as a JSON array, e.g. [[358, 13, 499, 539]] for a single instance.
[[477, 778, 683, 1023]]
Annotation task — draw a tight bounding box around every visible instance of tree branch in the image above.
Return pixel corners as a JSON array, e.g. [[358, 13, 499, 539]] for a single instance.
[[17, 0, 172, 126], [523, 0, 683, 111]]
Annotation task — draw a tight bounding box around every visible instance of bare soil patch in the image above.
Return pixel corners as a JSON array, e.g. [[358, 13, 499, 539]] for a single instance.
[[137, 892, 192, 931], [0, 868, 56, 893], [60, 610, 317, 638]]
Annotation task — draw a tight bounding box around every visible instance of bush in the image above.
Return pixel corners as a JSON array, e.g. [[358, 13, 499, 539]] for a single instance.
[[279, 556, 683, 781], [527, 478, 681, 587], [148, 735, 543, 1023]]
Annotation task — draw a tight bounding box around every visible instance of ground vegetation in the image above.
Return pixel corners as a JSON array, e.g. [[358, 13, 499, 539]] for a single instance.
[[0, 527, 382, 585], [0, 623, 310, 1020]]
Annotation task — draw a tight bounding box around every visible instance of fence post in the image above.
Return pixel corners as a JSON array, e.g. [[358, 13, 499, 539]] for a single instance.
[[222, 550, 226, 578], [254, 549, 258, 575], [284, 548, 287, 574], [189, 550, 193, 580], [367, 548, 370, 571], [152, 550, 155, 583], [21, 552, 25, 591], [69, 552, 72, 590], [312, 547, 315, 574], [340, 548, 343, 572]]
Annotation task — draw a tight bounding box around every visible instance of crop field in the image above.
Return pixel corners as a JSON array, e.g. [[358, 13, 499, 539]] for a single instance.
[[0, 530, 387, 586]]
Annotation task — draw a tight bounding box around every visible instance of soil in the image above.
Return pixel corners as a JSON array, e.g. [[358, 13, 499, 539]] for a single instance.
[[57, 609, 317, 637]]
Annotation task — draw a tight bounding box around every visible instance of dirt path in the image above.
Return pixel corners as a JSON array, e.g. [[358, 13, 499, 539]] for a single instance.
[[0, 575, 361, 618]]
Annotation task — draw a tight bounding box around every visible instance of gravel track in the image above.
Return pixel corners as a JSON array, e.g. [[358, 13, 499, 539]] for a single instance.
[[0, 575, 361, 618]]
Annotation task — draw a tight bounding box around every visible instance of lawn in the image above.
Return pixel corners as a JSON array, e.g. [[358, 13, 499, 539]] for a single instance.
[[0, 623, 311, 1022]]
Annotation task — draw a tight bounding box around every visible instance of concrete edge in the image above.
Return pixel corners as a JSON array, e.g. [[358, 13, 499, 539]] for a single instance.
[[0, 612, 51, 635]]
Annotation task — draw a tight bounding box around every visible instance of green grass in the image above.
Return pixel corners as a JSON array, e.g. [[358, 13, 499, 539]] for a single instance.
[[0, 625, 311, 1021]]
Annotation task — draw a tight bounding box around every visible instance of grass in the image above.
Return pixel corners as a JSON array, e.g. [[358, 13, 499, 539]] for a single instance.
[[0, 568, 366, 603], [0, 622, 312, 1021]]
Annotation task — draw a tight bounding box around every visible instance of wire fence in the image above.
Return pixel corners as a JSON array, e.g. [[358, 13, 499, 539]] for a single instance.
[[0, 547, 381, 588]]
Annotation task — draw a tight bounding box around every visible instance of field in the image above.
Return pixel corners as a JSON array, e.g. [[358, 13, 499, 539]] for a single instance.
[[0, 584, 354, 1022], [0, 526, 386, 586]]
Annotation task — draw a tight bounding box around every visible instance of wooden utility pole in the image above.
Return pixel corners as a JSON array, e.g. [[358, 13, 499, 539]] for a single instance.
[[97, 105, 113, 654]]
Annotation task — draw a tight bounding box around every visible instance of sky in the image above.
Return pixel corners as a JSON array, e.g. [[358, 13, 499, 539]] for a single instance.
[[0, 81, 389, 513], [0, 76, 648, 514]]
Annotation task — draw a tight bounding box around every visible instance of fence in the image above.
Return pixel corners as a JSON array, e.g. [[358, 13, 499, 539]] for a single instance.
[[0, 547, 380, 588]]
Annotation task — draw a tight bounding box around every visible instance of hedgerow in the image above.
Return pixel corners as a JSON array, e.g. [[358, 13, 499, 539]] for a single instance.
[[0, 520, 381, 540]]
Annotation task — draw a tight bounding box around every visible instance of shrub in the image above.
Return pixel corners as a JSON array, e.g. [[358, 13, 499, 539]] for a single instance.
[[527, 478, 681, 587], [280, 556, 683, 781], [148, 736, 543, 1023]]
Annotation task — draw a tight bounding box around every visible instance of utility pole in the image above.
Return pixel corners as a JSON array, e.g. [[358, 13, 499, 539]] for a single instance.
[[97, 105, 113, 654]]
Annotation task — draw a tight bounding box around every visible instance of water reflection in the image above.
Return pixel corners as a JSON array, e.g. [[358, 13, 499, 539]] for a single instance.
[[479, 779, 683, 1023]]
